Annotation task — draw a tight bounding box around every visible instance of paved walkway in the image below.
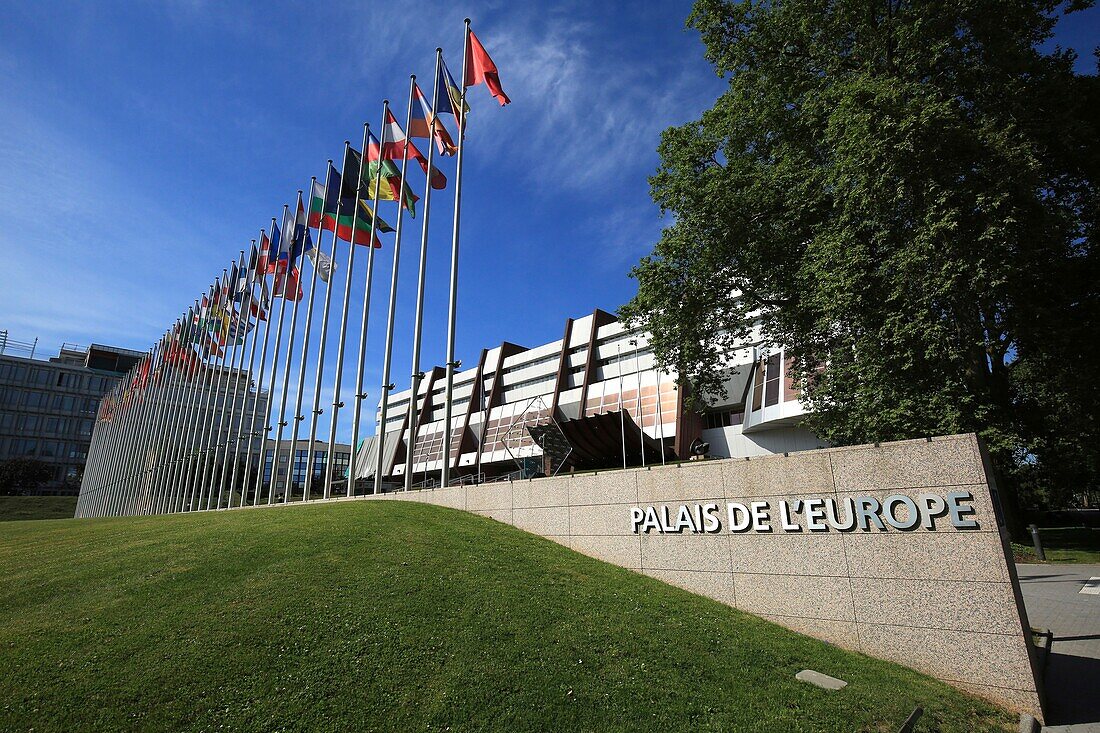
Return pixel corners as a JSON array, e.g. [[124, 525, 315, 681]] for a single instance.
[[1017, 563, 1100, 732]]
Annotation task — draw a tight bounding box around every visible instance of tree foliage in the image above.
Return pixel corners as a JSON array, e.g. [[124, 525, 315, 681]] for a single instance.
[[622, 0, 1100, 519], [0, 459, 54, 496]]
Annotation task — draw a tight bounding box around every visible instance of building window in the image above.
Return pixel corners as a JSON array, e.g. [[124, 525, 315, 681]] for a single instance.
[[10, 439, 37, 456], [705, 409, 744, 430], [764, 354, 782, 407]]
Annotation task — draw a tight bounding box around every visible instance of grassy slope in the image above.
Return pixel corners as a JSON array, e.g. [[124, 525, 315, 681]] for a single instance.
[[0, 495, 78, 522], [0, 502, 1014, 732]]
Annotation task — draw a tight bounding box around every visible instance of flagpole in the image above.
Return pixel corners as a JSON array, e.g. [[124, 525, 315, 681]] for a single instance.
[[165, 298, 203, 511], [146, 334, 175, 513], [632, 336, 645, 468], [240, 226, 278, 507], [117, 352, 149, 513], [258, 207, 294, 505], [202, 253, 247, 510], [304, 146, 351, 501], [148, 325, 178, 513], [183, 284, 221, 511], [324, 124, 372, 499], [208, 253, 250, 508], [374, 78, 417, 495], [122, 351, 152, 513], [188, 270, 230, 510], [404, 56, 443, 492], [140, 332, 172, 513], [618, 342, 626, 469], [440, 19, 472, 489], [351, 106, 391, 494], [171, 294, 211, 511], [217, 243, 258, 507], [228, 252, 262, 508], [156, 311, 196, 512], [121, 348, 153, 513], [279, 187, 319, 504]]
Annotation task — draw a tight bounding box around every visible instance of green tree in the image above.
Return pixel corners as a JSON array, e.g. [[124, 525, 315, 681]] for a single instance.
[[622, 0, 1100, 533], [0, 459, 55, 496]]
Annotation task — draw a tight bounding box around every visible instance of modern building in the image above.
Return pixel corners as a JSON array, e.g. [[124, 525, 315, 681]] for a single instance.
[[0, 334, 143, 494], [356, 308, 825, 489], [261, 438, 354, 500]]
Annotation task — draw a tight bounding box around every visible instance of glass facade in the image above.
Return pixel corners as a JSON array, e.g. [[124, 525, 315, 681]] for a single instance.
[[0, 346, 135, 494]]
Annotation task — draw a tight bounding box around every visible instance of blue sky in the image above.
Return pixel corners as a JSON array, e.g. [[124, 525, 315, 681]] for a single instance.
[[1, 1, 1096, 442]]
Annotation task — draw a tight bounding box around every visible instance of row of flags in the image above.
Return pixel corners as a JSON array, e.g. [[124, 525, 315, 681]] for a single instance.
[[79, 21, 511, 517]]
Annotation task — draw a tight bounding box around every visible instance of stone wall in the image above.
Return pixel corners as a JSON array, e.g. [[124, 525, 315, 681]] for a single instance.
[[364, 434, 1043, 718]]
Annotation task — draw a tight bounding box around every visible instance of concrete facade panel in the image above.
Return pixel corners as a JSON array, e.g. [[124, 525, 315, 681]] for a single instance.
[[513, 506, 569, 537], [850, 577, 1023, 634], [465, 483, 511, 512], [636, 462, 724, 504], [842, 531, 1008, 582], [727, 532, 847, 576], [640, 533, 732, 573], [733, 572, 856, 622], [829, 435, 986, 492]]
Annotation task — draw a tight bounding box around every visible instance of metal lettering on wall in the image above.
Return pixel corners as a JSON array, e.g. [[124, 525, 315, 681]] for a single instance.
[[629, 492, 978, 534]]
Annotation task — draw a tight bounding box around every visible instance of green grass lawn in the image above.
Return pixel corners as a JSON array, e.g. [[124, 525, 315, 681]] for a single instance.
[[1013, 526, 1100, 564], [0, 495, 78, 522], [0, 501, 1015, 732]]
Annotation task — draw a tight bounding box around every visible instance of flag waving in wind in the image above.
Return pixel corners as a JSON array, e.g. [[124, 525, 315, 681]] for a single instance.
[[410, 81, 457, 156], [365, 131, 419, 215], [308, 163, 392, 246], [465, 29, 510, 106], [434, 54, 469, 123], [381, 108, 447, 190]]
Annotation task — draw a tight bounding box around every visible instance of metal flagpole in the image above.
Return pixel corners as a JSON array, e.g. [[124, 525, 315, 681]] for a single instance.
[[139, 334, 171, 513], [154, 314, 194, 513], [375, 78, 417, 495], [257, 209, 294, 505], [95, 382, 122, 516], [98, 367, 127, 514], [147, 325, 177, 513], [115, 350, 146, 514], [618, 342, 626, 469], [405, 56, 443, 492], [103, 365, 131, 514], [181, 286, 220, 511], [656, 367, 666, 466], [168, 297, 207, 512], [117, 351, 149, 514], [304, 148, 350, 501], [350, 109, 391, 495], [188, 272, 230, 510], [201, 255, 247, 510], [209, 253, 251, 508], [632, 336, 645, 468], [275, 191, 313, 504], [235, 235, 274, 507], [119, 352, 150, 514], [323, 124, 372, 500], [266, 205, 301, 504], [218, 244, 258, 507], [144, 334, 175, 513], [440, 21, 472, 489]]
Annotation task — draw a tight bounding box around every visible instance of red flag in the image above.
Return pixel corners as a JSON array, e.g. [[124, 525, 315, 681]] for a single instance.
[[465, 29, 510, 106], [274, 262, 303, 302]]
